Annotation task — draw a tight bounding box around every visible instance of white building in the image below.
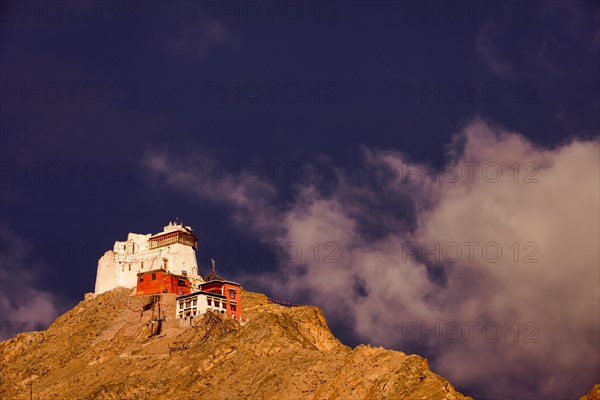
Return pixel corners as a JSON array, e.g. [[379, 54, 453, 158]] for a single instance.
[[94, 221, 202, 294], [176, 291, 227, 321]]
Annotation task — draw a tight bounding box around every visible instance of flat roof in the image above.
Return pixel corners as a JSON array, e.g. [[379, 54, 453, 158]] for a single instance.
[[200, 279, 240, 286], [176, 291, 226, 300], [149, 225, 195, 239], [137, 268, 189, 279]]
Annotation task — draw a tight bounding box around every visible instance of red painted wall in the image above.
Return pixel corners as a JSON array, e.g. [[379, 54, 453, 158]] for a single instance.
[[223, 282, 242, 320], [200, 282, 223, 295], [136, 270, 191, 295], [199, 281, 243, 320]]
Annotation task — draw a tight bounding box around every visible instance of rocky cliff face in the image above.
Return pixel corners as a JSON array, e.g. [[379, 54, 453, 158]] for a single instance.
[[580, 384, 600, 400], [0, 288, 471, 399]]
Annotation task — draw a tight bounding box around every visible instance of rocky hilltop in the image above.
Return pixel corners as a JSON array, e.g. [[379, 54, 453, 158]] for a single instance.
[[580, 384, 600, 400], [0, 288, 471, 399]]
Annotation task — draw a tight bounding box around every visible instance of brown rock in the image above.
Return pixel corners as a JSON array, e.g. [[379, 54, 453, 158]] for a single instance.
[[580, 384, 600, 400], [0, 288, 472, 400]]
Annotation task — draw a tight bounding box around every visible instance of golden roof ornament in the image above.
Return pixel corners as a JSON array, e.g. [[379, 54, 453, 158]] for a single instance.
[[204, 258, 225, 281]]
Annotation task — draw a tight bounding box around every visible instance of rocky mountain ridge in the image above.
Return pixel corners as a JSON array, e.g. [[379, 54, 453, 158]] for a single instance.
[[0, 287, 473, 399]]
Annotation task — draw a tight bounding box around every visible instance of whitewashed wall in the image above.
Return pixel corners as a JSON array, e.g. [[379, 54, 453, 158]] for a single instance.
[[94, 228, 201, 294]]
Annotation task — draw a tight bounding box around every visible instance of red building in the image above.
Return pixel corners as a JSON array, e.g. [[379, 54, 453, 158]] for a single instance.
[[136, 268, 191, 296], [199, 265, 242, 320]]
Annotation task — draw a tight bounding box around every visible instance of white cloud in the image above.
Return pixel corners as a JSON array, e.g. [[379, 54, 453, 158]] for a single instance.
[[163, 8, 236, 59], [145, 120, 599, 398], [0, 225, 61, 341], [143, 150, 279, 235]]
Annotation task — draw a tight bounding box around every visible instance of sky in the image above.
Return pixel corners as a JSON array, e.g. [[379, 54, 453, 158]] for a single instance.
[[1, 1, 599, 399]]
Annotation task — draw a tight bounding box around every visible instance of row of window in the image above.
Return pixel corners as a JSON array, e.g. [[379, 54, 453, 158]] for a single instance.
[[177, 297, 230, 310], [179, 309, 226, 319], [121, 261, 147, 272], [176, 301, 238, 320], [207, 298, 228, 308], [149, 232, 198, 250], [139, 272, 158, 283], [179, 299, 198, 308], [149, 233, 180, 249]]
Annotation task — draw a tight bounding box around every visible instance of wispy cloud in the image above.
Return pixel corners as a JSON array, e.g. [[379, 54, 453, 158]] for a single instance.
[[143, 149, 279, 236], [475, 2, 597, 80], [144, 120, 599, 399], [0, 224, 62, 341], [163, 4, 236, 59]]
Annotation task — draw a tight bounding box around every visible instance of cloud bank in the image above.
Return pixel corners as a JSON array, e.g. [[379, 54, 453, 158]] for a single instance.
[[145, 120, 599, 399], [0, 225, 62, 342]]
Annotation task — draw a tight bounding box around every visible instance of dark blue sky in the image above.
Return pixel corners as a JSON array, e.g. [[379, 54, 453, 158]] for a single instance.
[[1, 1, 599, 398]]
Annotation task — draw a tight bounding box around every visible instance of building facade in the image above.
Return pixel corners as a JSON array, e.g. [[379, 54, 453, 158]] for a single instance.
[[136, 269, 191, 296], [176, 291, 227, 320], [175, 263, 243, 321], [199, 280, 242, 320], [95, 221, 201, 294]]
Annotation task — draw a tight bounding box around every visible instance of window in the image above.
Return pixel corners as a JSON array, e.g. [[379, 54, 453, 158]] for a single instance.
[[152, 273, 156, 281], [178, 279, 186, 286], [128, 264, 131, 271], [192, 299, 197, 306], [229, 289, 236, 299], [178, 301, 183, 308], [140, 276, 144, 283], [207, 299, 211, 306], [141, 262, 144, 269], [214, 301, 220, 308], [231, 305, 237, 312], [222, 302, 226, 309]]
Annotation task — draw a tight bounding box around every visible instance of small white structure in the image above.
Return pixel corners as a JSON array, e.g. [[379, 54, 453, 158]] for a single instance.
[[176, 291, 227, 320], [94, 221, 202, 294]]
